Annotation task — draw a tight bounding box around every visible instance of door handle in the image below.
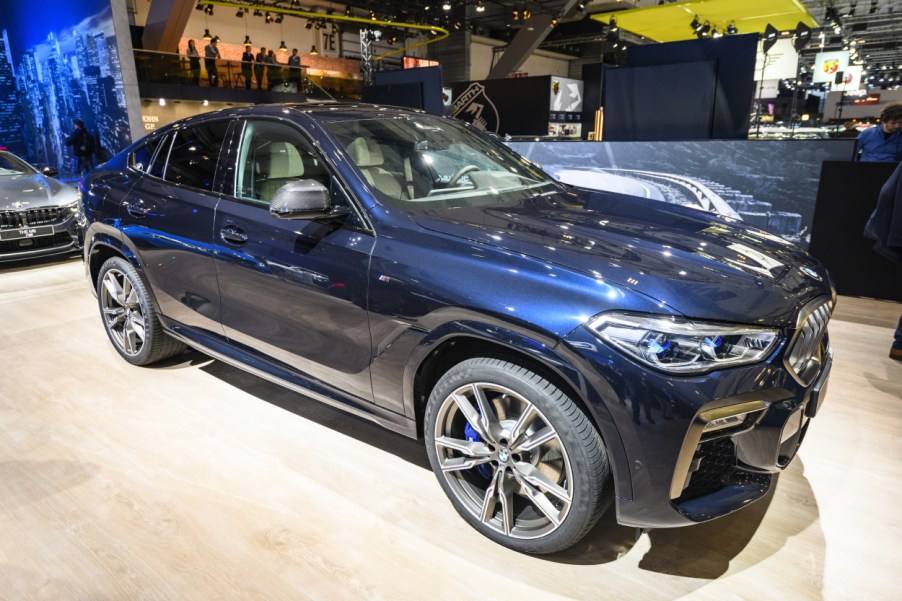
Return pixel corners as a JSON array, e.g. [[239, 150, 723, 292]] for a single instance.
[[220, 225, 248, 245], [125, 201, 149, 218]]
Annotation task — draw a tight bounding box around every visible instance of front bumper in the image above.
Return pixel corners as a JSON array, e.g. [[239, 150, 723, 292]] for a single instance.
[[0, 214, 82, 262], [559, 325, 833, 529]]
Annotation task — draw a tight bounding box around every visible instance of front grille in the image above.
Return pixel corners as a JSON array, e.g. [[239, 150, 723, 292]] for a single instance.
[[675, 438, 736, 502], [785, 297, 833, 385], [0, 231, 74, 253], [0, 207, 70, 229]]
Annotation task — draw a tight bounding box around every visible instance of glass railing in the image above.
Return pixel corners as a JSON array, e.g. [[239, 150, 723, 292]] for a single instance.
[[132, 49, 361, 101]]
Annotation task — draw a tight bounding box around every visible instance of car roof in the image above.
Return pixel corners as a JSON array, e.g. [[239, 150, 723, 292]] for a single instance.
[[173, 102, 430, 128]]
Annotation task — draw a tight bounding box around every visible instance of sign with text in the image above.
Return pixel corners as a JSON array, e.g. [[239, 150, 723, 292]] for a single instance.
[[754, 38, 799, 81]]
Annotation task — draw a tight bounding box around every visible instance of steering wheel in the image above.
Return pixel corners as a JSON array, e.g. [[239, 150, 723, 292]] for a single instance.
[[446, 165, 480, 187]]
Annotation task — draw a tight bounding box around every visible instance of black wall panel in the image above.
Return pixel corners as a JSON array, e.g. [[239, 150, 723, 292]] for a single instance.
[[808, 161, 902, 301]]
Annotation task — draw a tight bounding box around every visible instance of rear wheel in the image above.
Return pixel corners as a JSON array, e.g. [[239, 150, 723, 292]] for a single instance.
[[97, 256, 185, 365], [424, 356, 610, 554]]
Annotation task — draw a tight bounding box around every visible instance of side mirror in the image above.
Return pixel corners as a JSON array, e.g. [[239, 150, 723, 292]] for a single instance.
[[269, 179, 343, 221], [42, 166, 58, 177]]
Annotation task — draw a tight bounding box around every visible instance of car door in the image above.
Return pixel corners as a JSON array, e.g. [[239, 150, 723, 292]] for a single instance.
[[213, 118, 377, 404], [118, 119, 232, 337]]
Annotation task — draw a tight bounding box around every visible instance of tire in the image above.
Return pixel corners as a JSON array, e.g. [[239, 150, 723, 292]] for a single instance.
[[96, 256, 185, 366], [424, 356, 610, 554]]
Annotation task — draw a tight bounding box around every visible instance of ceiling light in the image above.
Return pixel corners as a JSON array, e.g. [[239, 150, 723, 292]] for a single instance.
[[244, 35, 253, 46], [443, 2, 452, 10], [476, 1, 485, 12], [203, 28, 212, 40], [310, 45, 319, 56], [279, 40, 288, 52], [726, 21, 738, 35]]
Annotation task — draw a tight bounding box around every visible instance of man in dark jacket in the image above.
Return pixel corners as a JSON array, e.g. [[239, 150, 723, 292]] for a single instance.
[[864, 160, 902, 359], [64, 119, 94, 176], [204, 38, 221, 87]]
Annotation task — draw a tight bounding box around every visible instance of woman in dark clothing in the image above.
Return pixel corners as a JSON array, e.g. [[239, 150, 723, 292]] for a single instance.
[[186, 39, 200, 86]]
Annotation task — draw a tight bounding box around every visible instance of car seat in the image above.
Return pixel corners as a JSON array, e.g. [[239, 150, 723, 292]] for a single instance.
[[347, 136, 403, 199]]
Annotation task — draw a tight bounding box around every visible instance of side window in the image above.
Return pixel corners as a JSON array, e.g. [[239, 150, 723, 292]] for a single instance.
[[163, 121, 230, 190], [236, 120, 331, 204], [130, 134, 165, 173]]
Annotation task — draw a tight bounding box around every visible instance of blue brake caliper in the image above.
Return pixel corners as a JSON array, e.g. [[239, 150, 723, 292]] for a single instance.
[[464, 421, 493, 480]]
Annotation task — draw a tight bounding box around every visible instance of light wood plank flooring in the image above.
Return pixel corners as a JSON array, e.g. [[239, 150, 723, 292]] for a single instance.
[[1, 257, 900, 601]]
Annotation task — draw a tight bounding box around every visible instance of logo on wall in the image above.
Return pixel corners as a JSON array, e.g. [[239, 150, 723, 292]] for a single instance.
[[451, 83, 500, 133], [822, 59, 840, 75]]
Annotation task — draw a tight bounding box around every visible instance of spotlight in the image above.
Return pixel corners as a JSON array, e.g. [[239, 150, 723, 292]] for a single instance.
[[275, 15, 284, 24], [609, 18, 618, 32], [476, 1, 485, 12], [265, 12, 274, 24], [236, 9, 244, 18], [523, 9, 531, 19], [291, 0, 300, 7], [195, 3, 204, 11], [253, 9, 262, 17], [204, 5, 213, 16], [763, 23, 779, 53], [793, 21, 812, 51], [551, 17, 558, 27], [711, 27, 722, 38], [726, 21, 738, 35], [696, 21, 711, 37], [442, 2, 451, 10], [690, 15, 701, 31], [305, 20, 313, 29], [345, 7, 352, 17]]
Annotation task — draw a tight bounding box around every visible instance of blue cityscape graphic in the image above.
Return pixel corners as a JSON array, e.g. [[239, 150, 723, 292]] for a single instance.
[[0, 3, 131, 178]]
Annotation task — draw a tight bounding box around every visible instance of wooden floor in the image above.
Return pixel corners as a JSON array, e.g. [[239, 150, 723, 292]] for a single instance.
[[1, 256, 900, 601]]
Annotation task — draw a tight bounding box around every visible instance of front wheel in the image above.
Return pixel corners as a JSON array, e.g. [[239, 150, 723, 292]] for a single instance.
[[424, 356, 610, 554], [96, 256, 185, 366]]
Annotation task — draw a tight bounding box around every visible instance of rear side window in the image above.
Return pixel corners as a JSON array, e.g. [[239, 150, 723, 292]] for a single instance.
[[130, 134, 166, 173], [163, 121, 230, 190]]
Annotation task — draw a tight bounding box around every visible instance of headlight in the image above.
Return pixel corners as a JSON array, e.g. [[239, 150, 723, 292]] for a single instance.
[[588, 312, 779, 374]]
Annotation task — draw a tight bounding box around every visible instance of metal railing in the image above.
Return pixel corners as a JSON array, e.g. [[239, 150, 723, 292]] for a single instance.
[[133, 49, 361, 101]]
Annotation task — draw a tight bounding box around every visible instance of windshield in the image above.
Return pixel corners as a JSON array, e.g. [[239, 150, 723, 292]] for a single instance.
[[324, 115, 559, 209], [0, 152, 36, 177]]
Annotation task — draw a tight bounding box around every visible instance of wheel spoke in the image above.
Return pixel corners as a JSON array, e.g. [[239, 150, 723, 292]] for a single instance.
[[435, 436, 493, 473], [471, 384, 503, 443], [102, 274, 125, 307], [123, 320, 138, 354], [103, 307, 126, 328], [479, 467, 501, 523], [513, 461, 572, 504], [497, 470, 515, 535], [511, 468, 567, 527], [451, 388, 497, 444], [480, 466, 515, 534], [124, 280, 140, 309], [509, 404, 538, 448], [130, 313, 146, 342], [511, 425, 557, 453]]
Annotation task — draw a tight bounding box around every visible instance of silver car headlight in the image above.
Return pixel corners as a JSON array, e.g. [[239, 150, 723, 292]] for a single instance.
[[588, 312, 780, 374]]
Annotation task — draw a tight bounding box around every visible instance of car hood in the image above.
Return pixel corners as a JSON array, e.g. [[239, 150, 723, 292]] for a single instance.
[[0, 173, 77, 210], [409, 190, 831, 327]]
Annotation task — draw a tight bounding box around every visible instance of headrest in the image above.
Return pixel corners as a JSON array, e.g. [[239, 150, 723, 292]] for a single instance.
[[347, 136, 384, 168], [261, 141, 302, 179]]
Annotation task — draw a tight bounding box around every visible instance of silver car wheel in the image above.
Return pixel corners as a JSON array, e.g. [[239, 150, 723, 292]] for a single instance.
[[100, 267, 147, 357], [432, 381, 573, 540]]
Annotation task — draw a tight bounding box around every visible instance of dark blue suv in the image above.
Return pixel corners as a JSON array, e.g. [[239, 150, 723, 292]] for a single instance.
[[80, 103, 834, 554]]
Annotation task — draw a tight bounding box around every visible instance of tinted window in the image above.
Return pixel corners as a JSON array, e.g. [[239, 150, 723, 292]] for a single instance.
[[130, 134, 165, 173], [235, 120, 331, 204], [148, 134, 172, 179], [163, 121, 230, 190]]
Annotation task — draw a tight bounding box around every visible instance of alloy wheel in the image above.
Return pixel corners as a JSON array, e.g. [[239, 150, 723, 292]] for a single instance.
[[99, 268, 147, 357], [432, 381, 573, 540]]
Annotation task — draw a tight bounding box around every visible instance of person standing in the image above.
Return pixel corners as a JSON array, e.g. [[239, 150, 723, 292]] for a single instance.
[[241, 46, 254, 90], [186, 39, 201, 86], [863, 160, 902, 360], [254, 47, 267, 90], [266, 49, 280, 89], [204, 38, 221, 87], [287, 48, 301, 92], [856, 102, 902, 162], [64, 119, 95, 177]]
